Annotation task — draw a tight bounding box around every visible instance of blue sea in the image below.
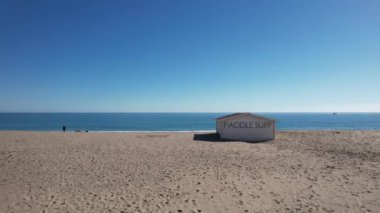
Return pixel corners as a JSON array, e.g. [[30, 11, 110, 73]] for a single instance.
[[0, 113, 379, 131]]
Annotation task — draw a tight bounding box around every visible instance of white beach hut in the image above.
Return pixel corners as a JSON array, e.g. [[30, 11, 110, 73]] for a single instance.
[[216, 113, 275, 142]]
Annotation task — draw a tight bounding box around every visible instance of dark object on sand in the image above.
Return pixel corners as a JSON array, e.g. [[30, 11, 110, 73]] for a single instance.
[[62, 126, 66, 132], [75, 130, 89, 133]]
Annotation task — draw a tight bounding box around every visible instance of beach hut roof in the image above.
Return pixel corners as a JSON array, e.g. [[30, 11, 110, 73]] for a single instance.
[[216, 113, 274, 121]]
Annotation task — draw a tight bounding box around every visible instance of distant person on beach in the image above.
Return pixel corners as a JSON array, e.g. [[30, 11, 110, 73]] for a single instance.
[[63, 126, 66, 132]]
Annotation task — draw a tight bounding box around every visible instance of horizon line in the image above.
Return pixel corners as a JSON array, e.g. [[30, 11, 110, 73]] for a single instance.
[[1, 111, 380, 113]]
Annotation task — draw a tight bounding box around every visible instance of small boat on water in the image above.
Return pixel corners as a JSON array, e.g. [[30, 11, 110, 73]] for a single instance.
[[332, 112, 338, 116]]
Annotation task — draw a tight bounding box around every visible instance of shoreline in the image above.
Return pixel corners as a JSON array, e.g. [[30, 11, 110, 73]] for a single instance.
[[1, 129, 380, 133]]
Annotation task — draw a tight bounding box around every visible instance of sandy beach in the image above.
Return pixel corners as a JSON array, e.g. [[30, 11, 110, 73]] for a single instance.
[[0, 131, 379, 212]]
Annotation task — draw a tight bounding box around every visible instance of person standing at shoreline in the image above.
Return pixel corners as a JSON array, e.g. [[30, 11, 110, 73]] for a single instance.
[[63, 125, 66, 132]]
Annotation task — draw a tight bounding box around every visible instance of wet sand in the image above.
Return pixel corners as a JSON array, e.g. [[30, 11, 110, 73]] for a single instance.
[[0, 131, 379, 212]]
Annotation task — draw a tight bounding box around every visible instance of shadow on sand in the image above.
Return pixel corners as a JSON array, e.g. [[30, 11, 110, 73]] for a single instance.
[[193, 133, 222, 142], [193, 133, 271, 144]]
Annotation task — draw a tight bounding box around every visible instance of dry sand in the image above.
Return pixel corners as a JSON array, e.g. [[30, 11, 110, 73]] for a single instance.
[[0, 131, 379, 212]]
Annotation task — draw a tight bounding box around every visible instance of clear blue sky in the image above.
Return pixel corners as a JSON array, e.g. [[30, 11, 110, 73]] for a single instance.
[[1, 0, 379, 112]]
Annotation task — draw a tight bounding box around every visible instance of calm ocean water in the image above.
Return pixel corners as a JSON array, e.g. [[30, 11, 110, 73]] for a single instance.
[[0, 113, 379, 131]]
